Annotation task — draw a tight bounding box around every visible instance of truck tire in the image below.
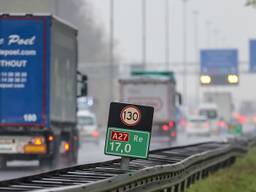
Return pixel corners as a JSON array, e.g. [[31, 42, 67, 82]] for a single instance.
[[39, 157, 50, 169], [71, 148, 78, 164], [0, 156, 7, 169], [66, 142, 78, 166], [49, 141, 61, 169], [67, 132, 79, 165], [40, 136, 60, 169], [40, 155, 58, 169]]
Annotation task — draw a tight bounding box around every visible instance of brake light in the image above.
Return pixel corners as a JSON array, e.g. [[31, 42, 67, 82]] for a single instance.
[[162, 125, 169, 131], [48, 135, 54, 142], [169, 121, 175, 128], [92, 130, 99, 138], [217, 121, 225, 127], [73, 135, 79, 141], [238, 115, 247, 124], [171, 131, 177, 137], [64, 142, 70, 152], [233, 112, 240, 118], [180, 119, 187, 127], [33, 137, 44, 145]]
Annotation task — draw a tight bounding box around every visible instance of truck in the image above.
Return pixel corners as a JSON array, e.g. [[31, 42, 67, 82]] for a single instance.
[[0, 14, 85, 168], [204, 92, 233, 121], [119, 71, 182, 141]]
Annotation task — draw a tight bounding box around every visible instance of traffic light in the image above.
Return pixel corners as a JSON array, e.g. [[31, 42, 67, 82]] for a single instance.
[[200, 74, 239, 86]]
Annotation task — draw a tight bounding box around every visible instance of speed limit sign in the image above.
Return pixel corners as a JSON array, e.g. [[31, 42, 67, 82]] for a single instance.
[[120, 105, 141, 126], [105, 102, 154, 159]]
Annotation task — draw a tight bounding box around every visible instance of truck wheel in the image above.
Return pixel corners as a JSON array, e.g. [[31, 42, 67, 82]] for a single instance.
[[39, 158, 49, 169], [67, 146, 78, 165], [50, 154, 59, 168], [72, 150, 78, 164], [0, 157, 7, 169], [40, 155, 58, 169], [40, 136, 60, 169]]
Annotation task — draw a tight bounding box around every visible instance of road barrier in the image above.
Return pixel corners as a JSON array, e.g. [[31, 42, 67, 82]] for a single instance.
[[0, 135, 255, 192]]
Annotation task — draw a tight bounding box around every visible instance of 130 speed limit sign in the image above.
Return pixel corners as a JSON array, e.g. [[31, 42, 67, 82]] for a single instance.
[[105, 102, 154, 159], [120, 106, 141, 126]]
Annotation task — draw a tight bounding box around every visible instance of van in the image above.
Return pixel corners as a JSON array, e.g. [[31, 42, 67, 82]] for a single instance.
[[198, 103, 219, 134], [77, 110, 100, 144]]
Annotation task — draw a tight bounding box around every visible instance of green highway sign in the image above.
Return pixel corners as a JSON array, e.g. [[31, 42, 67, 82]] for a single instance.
[[105, 127, 150, 159], [104, 102, 154, 159]]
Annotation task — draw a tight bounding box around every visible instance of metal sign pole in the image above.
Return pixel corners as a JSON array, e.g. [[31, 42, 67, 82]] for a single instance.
[[121, 157, 130, 170]]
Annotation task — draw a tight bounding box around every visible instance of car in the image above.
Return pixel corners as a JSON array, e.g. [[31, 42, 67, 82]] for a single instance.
[[77, 110, 100, 144], [227, 118, 243, 136], [176, 106, 188, 133], [186, 116, 211, 137], [198, 103, 220, 135]]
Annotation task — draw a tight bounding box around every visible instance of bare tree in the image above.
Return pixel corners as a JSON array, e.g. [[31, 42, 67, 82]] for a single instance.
[[57, 0, 109, 64]]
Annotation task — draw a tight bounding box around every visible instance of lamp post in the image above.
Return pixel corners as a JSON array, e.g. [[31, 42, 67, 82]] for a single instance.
[[193, 10, 200, 105], [213, 29, 220, 48], [142, 0, 147, 67], [182, 0, 188, 106], [165, 0, 170, 70], [110, 0, 114, 101], [206, 21, 212, 48]]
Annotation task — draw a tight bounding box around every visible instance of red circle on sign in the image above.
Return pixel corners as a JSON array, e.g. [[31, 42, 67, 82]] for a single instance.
[[120, 105, 141, 127]]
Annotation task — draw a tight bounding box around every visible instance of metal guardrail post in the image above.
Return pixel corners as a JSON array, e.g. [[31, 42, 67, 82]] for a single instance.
[[121, 157, 130, 171], [180, 181, 185, 192]]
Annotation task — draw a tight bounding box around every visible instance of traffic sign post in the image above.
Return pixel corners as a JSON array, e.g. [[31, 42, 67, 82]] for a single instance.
[[250, 40, 256, 73], [105, 102, 154, 170]]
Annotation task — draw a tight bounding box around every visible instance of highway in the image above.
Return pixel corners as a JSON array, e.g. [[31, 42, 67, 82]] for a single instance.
[[0, 132, 223, 181]]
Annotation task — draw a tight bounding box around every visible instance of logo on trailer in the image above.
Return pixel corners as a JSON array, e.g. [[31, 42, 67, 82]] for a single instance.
[[120, 105, 141, 126]]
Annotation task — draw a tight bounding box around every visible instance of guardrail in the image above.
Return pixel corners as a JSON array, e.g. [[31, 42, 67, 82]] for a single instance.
[[0, 135, 255, 192]]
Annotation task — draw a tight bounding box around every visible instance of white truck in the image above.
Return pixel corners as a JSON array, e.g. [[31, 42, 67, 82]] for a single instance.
[[204, 92, 233, 121], [119, 71, 182, 141]]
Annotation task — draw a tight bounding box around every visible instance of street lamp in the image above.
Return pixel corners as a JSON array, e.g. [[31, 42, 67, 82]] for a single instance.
[[142, 0, 147, 67], [213, 29, 220, 48], [193, 10, 200, 104], [110, 0, 115, 100], [182, 0, 188, 106], [206, 21, 212, 48], [193, 11, 199, 62], [165, 0, 170, 70]]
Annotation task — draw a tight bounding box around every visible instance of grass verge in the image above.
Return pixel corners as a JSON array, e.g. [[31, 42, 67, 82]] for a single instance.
[[187, 148, 256, 192]]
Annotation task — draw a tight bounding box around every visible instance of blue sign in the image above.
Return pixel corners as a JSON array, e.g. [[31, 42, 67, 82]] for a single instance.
[[250, 40, 256, 72], [0, 17, 50, 127], [200, 49, 238, 75]]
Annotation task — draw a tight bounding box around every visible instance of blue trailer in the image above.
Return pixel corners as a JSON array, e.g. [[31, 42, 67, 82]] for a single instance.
[[0, 14, 80, 168]]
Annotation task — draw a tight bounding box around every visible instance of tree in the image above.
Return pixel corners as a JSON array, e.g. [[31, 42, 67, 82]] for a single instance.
[[246, 0, 256, 7], [56, 0, 110, 63]]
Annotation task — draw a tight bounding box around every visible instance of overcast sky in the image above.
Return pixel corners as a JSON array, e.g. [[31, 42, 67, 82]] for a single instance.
[[87, 0, 256, 65]]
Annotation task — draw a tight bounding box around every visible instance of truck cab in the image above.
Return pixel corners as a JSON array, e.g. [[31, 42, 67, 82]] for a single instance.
[[119, 71, 182, 142]]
